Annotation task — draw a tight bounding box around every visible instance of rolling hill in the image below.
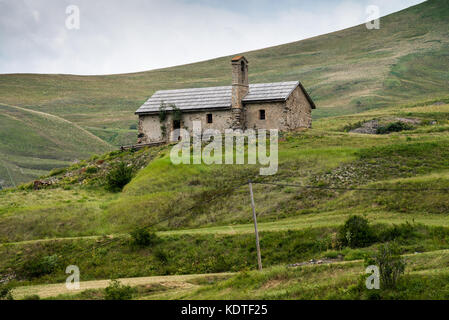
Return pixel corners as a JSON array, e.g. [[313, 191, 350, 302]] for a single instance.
[[0, 0, 448, 187], [1, 0, 449, 300], [0, 103, 112, 189]]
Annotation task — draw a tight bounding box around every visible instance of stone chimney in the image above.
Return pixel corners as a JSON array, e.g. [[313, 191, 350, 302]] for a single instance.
[[230, 56, 248, 129]]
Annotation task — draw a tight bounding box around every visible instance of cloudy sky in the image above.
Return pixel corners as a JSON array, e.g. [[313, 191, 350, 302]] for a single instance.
[[0, 0, 425, 75]]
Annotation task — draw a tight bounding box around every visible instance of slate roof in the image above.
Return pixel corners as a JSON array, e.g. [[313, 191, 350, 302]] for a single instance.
[[135, 81, 315, 115]]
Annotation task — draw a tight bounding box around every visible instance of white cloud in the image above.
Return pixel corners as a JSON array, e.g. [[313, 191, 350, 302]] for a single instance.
[[0, 0, 425, 75]]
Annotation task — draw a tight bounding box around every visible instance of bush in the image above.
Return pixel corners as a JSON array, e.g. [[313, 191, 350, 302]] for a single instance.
[[338, 216, 376, 248], [21, 254, 59, 279], [106, 162, 133, 192], [130, 227, 159, 248], [372, 243, 405, 289], [104, 280, 135, 300], [23, 294, 40, 300], [154, 249, 168, 263], [0, 283, 13, 300], [376, 122, 413, 134]]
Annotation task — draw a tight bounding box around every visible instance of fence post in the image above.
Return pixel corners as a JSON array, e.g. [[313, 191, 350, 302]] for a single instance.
[[249, 180, 263, 271]]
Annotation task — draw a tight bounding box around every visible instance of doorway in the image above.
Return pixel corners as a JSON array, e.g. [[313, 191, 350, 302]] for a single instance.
[[173, 120, 181, 141]]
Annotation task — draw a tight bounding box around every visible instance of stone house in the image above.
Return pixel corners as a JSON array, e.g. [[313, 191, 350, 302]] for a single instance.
[[135, 56, 316, 143]]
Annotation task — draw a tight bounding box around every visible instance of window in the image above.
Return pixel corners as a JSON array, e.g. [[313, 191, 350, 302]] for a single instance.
[[207, 114, 213, 124], [259, 110, 266, 120]]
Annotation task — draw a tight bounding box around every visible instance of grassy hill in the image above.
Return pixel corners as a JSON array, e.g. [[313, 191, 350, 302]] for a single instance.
[[0, 0, 448, 186], [0, 104, 112, 189]]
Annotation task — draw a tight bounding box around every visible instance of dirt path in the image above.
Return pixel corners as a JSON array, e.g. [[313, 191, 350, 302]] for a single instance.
[[12, 272, 233, 299]]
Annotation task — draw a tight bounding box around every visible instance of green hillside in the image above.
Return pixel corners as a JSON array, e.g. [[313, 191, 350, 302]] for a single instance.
[[0, 104, 112, 188], [0, 0, 448, 186]]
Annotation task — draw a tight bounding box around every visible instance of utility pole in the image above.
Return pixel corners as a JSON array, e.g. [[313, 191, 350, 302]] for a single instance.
[[249, 180, 262, 271]]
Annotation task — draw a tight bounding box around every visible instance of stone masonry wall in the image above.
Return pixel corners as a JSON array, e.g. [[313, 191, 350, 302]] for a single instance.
[[139, 110, 233, 143], [244, 102, 288, 131], [285, 86, 312, 129]]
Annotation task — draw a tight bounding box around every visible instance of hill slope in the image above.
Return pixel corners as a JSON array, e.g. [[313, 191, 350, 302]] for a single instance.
[[0, 0, 448, 183], [0, 104, 112, 188]]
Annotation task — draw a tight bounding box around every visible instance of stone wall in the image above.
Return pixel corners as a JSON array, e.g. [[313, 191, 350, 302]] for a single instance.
[[139, 109, 233, 143], [139, 115, 162, 143], [285, 86, 312, 129], [244, 102, 288, 130], [243, 86, 312, 130]]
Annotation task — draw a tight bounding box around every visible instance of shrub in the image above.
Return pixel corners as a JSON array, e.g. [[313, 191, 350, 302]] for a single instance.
[[104, 280, 135, 300], [106, 162, 133, 192], [371, 243, 405, 289], [0, 283, 13, 300], [376, 122, 413, 134], [21, 254, 59, 279], [338, 216, 376, 248], [130, 227, 159, 248], [154, 249, 168, 263], [23, 294, 40, 300]]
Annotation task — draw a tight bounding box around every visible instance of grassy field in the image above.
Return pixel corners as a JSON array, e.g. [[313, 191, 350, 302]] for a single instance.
[[0, 0, 448, 186]]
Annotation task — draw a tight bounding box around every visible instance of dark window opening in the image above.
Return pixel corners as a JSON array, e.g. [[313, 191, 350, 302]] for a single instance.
[[207, 114, 213, 124], [259, 110, 266, 120], [173, 120, 181, 141]]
